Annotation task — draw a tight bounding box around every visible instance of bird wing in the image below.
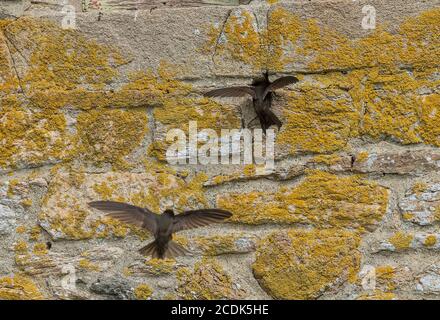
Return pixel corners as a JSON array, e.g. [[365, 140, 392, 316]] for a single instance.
[[88, 201, 158, 234], [172, 209, 232, 233], [263, 76, 299, 99], [204, 86, 256, 99]]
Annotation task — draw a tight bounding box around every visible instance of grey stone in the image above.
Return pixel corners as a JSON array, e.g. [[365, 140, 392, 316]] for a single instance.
[[90, 277, 134, 300], [0, 203, 15, 236]]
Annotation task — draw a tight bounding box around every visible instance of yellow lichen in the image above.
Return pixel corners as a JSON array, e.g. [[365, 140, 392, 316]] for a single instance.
[[205, 8, 440, 152], [241, 164, 255, 177], [424, 235, 437, 247], [32, 243, 48, 256], [28, 226, 41, 241], [39, 165, 210, 240], [388, 231, 414, 250], [402, 212, 415, 221], [177, 258, 244, 300], [411, 182, 428, 196], [14, 240, 28, 253], [194, 234, 252, 256], [78, 259, 100, 271], [375, 265, 396, 292], [0, 18, 155, 169], [144, 258, 176, 275], [16, 226, 26, 234], [93, 181, 115, 200], [76, 109, 148, 168], [21, 199, 33, 208], [134, 284, 153, 300], [0, 275, 44, 300], [356, 152, 369, 163], [312, 154, 342, 166], [218, 170, 388, 230], [253, 229, 361, 299]]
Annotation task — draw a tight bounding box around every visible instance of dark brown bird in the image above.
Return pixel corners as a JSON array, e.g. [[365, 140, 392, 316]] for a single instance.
[[204, 73, 298, 132], [88, 201, 232, 259]]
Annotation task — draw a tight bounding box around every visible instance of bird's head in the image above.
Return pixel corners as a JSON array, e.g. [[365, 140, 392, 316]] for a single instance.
[[252, 71, 270, 86], [163, 209, 175, 217]]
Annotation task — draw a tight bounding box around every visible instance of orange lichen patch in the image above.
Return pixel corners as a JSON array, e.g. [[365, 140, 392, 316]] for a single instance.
[[388, 231, 414, 250], [424, 235, 437, 247], [402, 212, 415, 221], [356, 152, 369, 163], [418, 94, 440, 147], [312, 154, 343, 166], [143, 258, 176, 275], [0, 19, 188, 169], [16, 226, 26, 234], [0, 275, 44, 300], [253, 229, 360, 299], [0, 17, 123, 168], [76, 108, 148, 168], [277, 82, 359, 154], [242, 164, 256, 176], [375, 265, 396, 292], [29, 226, 41, 241], [32, 243, 48, 256], [134, 284, 153, 300], [78, 259, 100, 271], [218, 170, 388, 230], [21, 199, 33, 207], [411, 182, 428, 196], [177, 258, 245, 300], [14, 240, 28, 253], [5, 17, 126, 108]]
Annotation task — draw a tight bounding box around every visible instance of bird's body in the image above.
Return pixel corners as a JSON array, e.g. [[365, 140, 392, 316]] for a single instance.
[[88, 201, 232, 259], [204, 73, 298, 132]]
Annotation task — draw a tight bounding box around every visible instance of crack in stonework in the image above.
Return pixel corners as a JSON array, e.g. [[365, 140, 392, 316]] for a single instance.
[[211, 9, 233, 69], [1, 29, 27, 98]]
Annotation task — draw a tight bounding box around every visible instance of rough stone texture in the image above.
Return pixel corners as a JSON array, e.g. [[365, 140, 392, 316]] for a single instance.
[[353, 149, 440, 175], [0, 0, 440, 300], [399, 181, 440, 226], [253, 229, 361, 299]]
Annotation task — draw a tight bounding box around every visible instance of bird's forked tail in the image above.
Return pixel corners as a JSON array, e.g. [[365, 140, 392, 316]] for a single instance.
[[139, 240, 189, 259]]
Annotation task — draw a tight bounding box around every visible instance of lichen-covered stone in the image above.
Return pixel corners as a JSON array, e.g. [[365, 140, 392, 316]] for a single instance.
[[376, 232, 440, 252], [76, 109, 148, 168], [134, 284, 153, 300], [194, 233, 256, 255], [15, 244, 123, 276], [218, 170, 389, 231], [399, 181, 440, 226], [39, 166, 208, 240], [1, 0, 440, 301], [0, 275, 44, 300], [416, 265, 440, 294], [253, 229, 360, 299], [177, 258, 245, 300], [353, 149, 440, 174], [205, 7, 440, 154], [125, 259, 179, 277]]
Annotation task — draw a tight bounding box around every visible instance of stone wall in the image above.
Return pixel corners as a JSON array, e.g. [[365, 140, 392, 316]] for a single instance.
[[0, 0, 440, 300]]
